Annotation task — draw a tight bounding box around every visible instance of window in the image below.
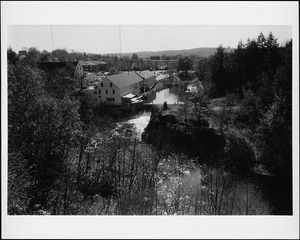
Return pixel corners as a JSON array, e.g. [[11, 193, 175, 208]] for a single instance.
[[110, 83, 112, 87], [107, 97, 115, 102], [106, 90, 108, 94], [99, 89, 101, 94], [101, 83, 103, 87], [113, 89, 115, 94]]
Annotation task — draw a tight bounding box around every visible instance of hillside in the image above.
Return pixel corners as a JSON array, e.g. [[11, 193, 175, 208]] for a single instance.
[[107, 47, 235, 59]]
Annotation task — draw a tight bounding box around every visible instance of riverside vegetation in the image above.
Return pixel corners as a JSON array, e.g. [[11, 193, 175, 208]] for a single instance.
[[7, 32, 292, 215]]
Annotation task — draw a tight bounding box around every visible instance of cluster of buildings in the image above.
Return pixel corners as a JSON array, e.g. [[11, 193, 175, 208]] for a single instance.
[[142, 59, 178, 71], [36, 59, 173, 107], [74, 61, 171, 107]]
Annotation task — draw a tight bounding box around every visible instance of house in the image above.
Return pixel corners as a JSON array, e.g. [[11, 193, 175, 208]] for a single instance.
[[156, 73, 170, 83], [37, 61, 78, 73], [142, 59, 179, 70], [157, 63, 168, 70], [135, 70, 156, 91], [79, 61, 108, 73], [79, 72, 103, 105], [100, 71, 143, 105], [74, 60, 108, 88], [79, 71, 153, 106], [84, 72, 102, 84], [81, 85, 102, 105], [150, 56, 160, 60], [81, 71, 143, 106]]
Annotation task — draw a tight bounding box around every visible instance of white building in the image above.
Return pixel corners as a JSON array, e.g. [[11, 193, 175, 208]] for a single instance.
[[135, 70, 156, 91], [80, 71, 144, 106]]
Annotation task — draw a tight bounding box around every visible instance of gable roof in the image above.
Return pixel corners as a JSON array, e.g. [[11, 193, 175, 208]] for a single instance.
[[156, 73, 169, 81], [106, 71, 143, 89], [136, 70, 156, 79]]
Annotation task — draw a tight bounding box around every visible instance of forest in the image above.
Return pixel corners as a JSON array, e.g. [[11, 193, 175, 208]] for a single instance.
[[7, 32, 292, 215]]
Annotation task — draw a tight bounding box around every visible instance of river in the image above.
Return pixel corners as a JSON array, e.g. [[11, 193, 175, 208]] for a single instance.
[[121, 87, 183, 137], [115, 86, 284, 215]]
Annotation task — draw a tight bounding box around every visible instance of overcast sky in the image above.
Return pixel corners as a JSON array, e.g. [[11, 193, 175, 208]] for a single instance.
[[8, 25, 292, 54], [4, 2, 296, 55]]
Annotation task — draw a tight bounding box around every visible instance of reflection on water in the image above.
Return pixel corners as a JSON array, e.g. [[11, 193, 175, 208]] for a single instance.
[[152, 88, 178, 104], [119, 85, 201, 138], [123, 88, 183, 138], [149, 88, 183, 105]]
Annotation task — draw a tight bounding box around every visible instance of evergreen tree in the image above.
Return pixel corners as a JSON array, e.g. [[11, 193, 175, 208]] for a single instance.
[[210, 45, 227, 96]]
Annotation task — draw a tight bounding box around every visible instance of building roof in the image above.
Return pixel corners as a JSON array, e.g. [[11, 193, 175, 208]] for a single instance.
[[131, 98, 143, 104], [85, 72, 95, 76], [122, 93, 136, 99], [143, 59, 179, 63], [81, 86, 96, 91], [136, 70, 156, 79], [106, 71, 143, 89], [37, 61, 78, 72], [156, 75, 165, 81], [156, 73, 169, 81]]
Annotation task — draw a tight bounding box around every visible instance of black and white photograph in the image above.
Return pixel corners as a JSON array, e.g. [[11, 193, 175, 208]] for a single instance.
[[1, 1, 299, 239]]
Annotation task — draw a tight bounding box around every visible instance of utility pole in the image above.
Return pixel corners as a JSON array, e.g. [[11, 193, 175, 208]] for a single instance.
[[119, 25, 122, 58], [119, 25, 123, 71], [51, 25, 55, 51]]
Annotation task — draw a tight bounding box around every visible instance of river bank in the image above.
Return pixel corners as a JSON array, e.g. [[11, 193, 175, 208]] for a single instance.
[[140, 94, 291, 214], [90, 83, 291, 215]]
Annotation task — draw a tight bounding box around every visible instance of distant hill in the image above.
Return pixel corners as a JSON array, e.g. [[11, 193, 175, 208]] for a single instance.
[[107, 47, 235, 59]]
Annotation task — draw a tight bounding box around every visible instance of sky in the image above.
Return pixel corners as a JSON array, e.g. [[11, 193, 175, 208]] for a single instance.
[[7, 25, 292, 54], [4, 2, 296, 55]]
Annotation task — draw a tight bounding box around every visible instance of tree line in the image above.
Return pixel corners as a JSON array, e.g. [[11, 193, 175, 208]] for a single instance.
[[144, 32, 292, 214], [176, 32, 292, 214], [7, 47, 179, 72], [175, 32, 292, 178]]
